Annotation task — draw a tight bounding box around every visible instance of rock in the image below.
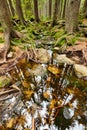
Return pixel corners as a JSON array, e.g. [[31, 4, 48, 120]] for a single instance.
[[74, 64, 87, 78], [28, 64, 47, 84], [28, 64, 46, 77], [54, 54, 75, 64], [36, 48, 51, 63], [7, 52, 14, 58], [0, 76, 11, 88]]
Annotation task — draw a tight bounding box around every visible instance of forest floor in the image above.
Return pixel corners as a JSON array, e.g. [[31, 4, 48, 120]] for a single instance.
[[0, 20, 87, 129], [0, 19, 87, 66]]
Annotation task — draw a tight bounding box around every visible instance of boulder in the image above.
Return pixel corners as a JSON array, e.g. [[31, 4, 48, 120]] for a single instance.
[[55, 54, 75, 64], [74, 64, 87, 78]]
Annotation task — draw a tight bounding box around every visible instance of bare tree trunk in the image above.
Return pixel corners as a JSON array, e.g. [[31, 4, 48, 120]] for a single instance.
[[65, 0, 81, 34], [52, 0, 60, 26], [49, 0, 52, 18], [0, 0, 23, 62], [0, 0, 12, 62], [33, 0, 40, 22], [15, 0, 25, 25], [83, 0, 87, 18], [8, 0, 15, 17], [62, 0, 67, 19]]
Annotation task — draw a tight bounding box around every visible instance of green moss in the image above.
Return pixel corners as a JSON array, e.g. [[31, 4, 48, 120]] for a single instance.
[[0, 76, 11, 88]]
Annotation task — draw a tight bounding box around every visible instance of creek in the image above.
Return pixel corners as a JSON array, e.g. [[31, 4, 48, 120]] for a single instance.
[[0, 50, 87, 130]]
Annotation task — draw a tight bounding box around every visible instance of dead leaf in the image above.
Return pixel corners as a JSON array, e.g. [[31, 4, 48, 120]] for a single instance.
[[49, 99, 57, 109], [22, 80, 30, 88], [23, 90, 34, 99], [46, 77, 51, 82], [43, 92, 50, 99], [6, 118, 14, 128], [66, 88, 74, 94], [48, 65, 61, 75]]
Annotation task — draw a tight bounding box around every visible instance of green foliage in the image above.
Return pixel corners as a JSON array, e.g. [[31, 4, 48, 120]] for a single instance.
[[66, 34, 80, 45], [0, 76, 11, 88], [55, 35, 66, 46], [51, 28, 66, 39]]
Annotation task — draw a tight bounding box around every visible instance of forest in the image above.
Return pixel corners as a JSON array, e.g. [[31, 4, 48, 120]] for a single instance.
[[0, 0, 87, 130]]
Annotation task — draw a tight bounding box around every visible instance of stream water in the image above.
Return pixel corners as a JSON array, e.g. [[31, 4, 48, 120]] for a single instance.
[[0, 52, 87, 130]]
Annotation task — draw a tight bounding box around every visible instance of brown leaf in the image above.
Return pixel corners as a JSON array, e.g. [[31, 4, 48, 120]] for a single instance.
[[48, 65, 61, 75], [22, 80, 30, 88], [23, 90, 34, 99], [49, 99, 57, 109], [6, 118, 14, 128], [43, 92, 50, 99]]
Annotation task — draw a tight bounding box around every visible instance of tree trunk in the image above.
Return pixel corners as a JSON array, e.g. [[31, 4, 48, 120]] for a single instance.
[[15, 0, 25, 25], [62, 0, 67, 18], [8, 0, 15, 17], [0, 0, 12, 61], [0, 0, 22, 62], [83, 0, 87, 18], [65, 0, 81, 34], [52, 0, 60, 26], [33, 0, 40, 22], [49, 0, 52, 18]]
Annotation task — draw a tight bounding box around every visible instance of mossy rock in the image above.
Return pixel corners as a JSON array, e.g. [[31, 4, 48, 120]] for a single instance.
[[0, 76, 11, 88]]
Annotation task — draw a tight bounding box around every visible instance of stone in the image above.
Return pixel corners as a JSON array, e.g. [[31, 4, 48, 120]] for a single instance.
[[36, 48, 51, 63], [74, 64, 87, 78], [55, 54, 75, 64]]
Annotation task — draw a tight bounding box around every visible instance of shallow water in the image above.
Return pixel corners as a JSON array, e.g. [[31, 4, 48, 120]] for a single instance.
[[0, 56, 87, 130]]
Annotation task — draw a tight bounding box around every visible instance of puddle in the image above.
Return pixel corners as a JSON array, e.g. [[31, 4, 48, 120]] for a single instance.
[[0, 54, 87, 130]]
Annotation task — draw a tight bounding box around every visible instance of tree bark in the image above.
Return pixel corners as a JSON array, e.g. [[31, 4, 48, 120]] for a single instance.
[[49, 0, 52, 18], [0, 0, 12, 61], [0, 0, 22, 62], [83, 0, 87, 18], [15, 0, 25, 25], [62, 0, 67, 18], [8, 0, 15, 17], [33, 0, 40, 22], [52, 0, 60, 26], [65, 0, 81, 34]]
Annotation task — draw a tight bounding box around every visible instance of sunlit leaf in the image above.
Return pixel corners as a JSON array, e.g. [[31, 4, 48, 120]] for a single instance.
[[46, 77, 51, 82], [48, 65, 61, 75], [43, 92, 50, 99], [25, 70, 30, 77], [23, 90, 34, 99], [67, 103, 73, 108], [16, 115, 26, 126], [49, 99, 57, 109], [6, 118, 14, 128], [22, 80, 30, 88], [66, 88, 74, 94]]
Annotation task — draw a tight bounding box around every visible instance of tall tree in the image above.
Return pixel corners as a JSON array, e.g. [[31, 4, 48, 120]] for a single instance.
[[52, 0, 60, 26], [0, 0, 21, 62], [33, 0, 40, 22], [8, 0, 15, 17], [62, 0, 67, 18], [65, 0, 81, 34], [83, 0, 87, 18], [49, 0, 52, 18], [15, 0, 25, 25]]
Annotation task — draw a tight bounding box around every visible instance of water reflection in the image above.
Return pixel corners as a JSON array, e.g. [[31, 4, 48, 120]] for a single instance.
[[0, 59, 87, 130]]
